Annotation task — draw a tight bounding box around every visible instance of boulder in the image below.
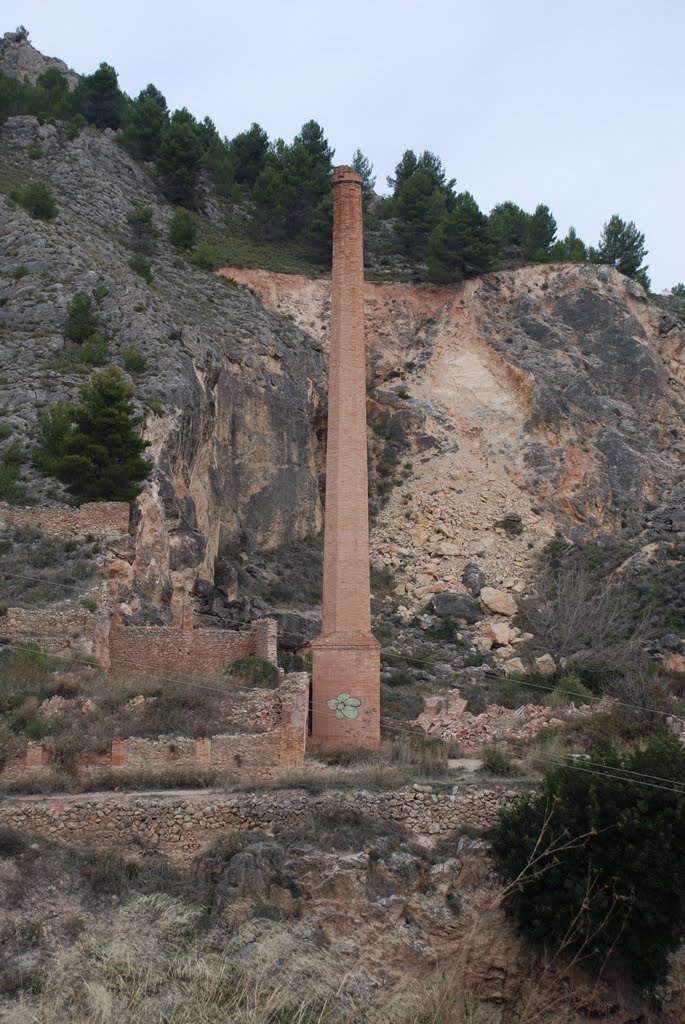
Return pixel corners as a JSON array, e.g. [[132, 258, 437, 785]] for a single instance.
[[462, 562, 486, 596], [480, 587, 518, 617], [502, 658, 526, 676], [534, 654, 556, 676], [481, 620, 517, 646], [431, 591, 483, 623]]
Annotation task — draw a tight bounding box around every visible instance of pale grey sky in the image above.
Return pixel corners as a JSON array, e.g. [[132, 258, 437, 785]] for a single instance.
[[4, 0, 683, 290]]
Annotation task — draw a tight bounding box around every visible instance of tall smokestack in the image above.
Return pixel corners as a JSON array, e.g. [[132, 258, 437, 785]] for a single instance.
[[310, 167, 380, 748]]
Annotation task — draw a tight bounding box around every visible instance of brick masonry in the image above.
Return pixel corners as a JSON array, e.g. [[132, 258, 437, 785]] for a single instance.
[[312, 166, 380, 748], [0, 782, 521, 867], [108, 614, 277, 677]]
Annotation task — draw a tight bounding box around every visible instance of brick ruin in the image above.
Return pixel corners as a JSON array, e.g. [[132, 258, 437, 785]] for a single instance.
[[1, 501, 294, 781], [0, 673, 309, 786]]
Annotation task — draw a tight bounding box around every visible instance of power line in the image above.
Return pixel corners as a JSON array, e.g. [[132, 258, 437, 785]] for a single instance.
[[383, 647, 685, 723]]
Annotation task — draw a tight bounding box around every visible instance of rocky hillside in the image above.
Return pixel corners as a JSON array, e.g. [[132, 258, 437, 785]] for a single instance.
[[1, 103, 685, 645]]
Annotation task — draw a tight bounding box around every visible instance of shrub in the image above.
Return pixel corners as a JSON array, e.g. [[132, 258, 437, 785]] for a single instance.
[[2, 439, 26, 466], [80, 333, 109, 366], [169, 208, 197, 248], [122, 346, 147, 374], [0, 828, 25, 858], [126, 204, 155, 252], [64, 291, 97, 343], [0, 465, 25, 503], [13, 265, 29, 280], [191, 240, 218, 271], [27, 144, 42, 160], [492, 733, 685, 989], [14, 180, 57, 220], [548, 672, 593, 708], [223, 656, 280, 689], [128, 253, 153, 283], [479, 745, 516, 775], [0, 423, 11, 440]]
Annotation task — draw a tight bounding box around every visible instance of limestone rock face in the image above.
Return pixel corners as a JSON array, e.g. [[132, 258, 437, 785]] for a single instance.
[[3, 109, 685, 623], [0, 31, 79, 89], [0, 116, 325, 618]]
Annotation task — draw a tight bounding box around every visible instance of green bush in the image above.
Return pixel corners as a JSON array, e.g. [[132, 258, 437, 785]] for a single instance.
[[128, 253, 153, 283], [492, 733, 685, 990], [191, 240, 218, 271], [479, 745, 516, 775], [13, 265, 29, 280], [64, 291, 97, 343], [548, 672, 594, 708], [126, 204, 155, 252], [27, 144, 42, 159], [14, 180, 57, 220], [2, 439, 26, 466], [0, 423, 11, 440], [122, 346, 147, 374], [80, 333, 109, 366], [0, 465, 25, 504], [224, 656, 280, 689], [169, 208, 197, 249]]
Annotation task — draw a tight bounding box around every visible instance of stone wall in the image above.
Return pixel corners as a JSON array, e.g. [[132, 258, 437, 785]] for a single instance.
[[108, 615, 278, 677], [0, 781, 521, 867], [0, 501, 129, 539], [0, 674, 309, 786], [0, 583, 114, 664]]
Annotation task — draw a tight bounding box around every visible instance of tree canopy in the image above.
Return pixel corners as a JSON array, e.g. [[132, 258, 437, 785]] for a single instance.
[[491, 733, 685, 990], [591, 214, 650, 289], [33, 367, 151, 503]]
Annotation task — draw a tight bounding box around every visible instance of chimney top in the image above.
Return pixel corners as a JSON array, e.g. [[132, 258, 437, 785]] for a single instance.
[[332, 166, 363, 187]]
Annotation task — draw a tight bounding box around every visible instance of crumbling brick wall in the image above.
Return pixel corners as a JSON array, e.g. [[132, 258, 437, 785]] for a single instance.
[[108, 617, 278, 677], [0, 501, 129, 539]]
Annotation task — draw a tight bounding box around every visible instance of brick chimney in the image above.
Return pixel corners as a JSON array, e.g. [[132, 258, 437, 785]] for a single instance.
[[310, 167, 380, 748]]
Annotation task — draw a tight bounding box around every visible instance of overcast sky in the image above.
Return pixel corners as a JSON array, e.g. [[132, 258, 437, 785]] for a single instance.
[[4, 0, 683, 290]]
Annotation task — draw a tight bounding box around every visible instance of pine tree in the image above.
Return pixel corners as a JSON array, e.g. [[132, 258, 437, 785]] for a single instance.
[[591, 214, 650, 288], [76, 63, 126, 130], [157, 110, 203, 207], [123, 84, 169, 161], [427, 192, 494, 281], [33, 367, 151, 503]]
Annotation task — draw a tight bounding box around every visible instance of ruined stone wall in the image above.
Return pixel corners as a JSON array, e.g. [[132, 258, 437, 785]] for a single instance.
[[0, 583, 114, 664], [0, 782, 521, 867], [0, 501, 129, 539], [108, 616, 278, 677], [0, 674, 309, 786]]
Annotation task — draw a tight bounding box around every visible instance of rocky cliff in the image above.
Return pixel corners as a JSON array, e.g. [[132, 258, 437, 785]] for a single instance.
[[1, 110, 684, 633]]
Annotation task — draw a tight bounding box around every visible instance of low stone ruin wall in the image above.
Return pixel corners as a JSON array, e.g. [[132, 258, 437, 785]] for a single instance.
[[0, 500, 129, 539], [0, 585, 278, 677], [0, 674, 309, 786], [0, 583, 114, 664], [0, 781, 522, 867], [108, 615, 278, 677]]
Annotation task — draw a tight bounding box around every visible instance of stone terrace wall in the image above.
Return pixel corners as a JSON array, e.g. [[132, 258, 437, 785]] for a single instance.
[[0, 782, 522, 867], [0, 501, 129, 539], [108, 616, 278, 676]]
